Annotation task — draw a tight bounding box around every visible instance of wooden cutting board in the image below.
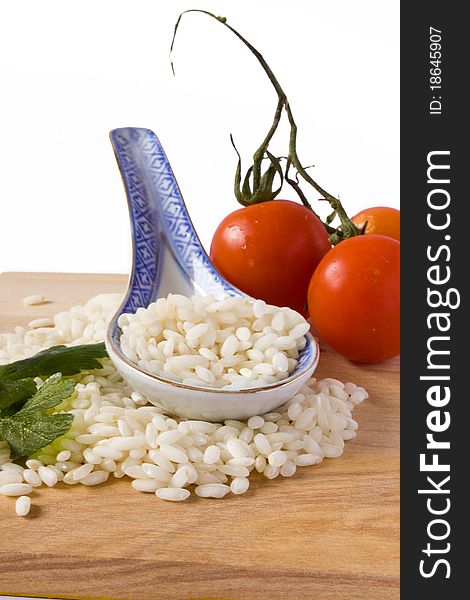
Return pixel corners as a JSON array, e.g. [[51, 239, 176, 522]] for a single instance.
[[0, 272, 399, 600]]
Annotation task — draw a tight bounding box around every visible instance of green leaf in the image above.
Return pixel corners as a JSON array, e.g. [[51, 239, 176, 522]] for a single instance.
[[326, 209, 337, 225], [0, 345, 100, 459], [0, 378, 37, 411], [264, 151, 284, 198], [1, 412, 74, 460], [230, 134, 247, 206], [241, 166, 254, 203], [0, 343, 107, 382], [250, 152, 284, 204], [17, 373, 76, 416]]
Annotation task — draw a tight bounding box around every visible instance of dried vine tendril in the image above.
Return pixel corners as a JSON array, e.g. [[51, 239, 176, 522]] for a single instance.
[[170, 10, 360, 244]]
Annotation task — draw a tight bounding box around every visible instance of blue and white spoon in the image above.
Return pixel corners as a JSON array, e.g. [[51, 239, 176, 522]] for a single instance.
[[105, 127, 319, 421]]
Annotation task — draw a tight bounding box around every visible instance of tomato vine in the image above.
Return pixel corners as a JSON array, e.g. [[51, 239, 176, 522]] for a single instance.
[[171, 10, 360, 244]]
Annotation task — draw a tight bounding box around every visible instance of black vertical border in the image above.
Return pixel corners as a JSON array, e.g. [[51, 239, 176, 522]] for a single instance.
[[401, 1, 466, 596]]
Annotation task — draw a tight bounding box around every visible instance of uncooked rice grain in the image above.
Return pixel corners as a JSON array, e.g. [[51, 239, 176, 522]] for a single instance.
[[22, 469, 42, 487], [230, 477, 250, 494], [28, 317, 54, 329], [80, 471, 109, 486], [195, 483, 231, 498], [1, 463, 24, 473], [0, 483, 33, 496], [0, 292, 368, 512], [156, 487, 190, 501], [118, 293, 310, 390], [22, 294, 46, 306], [0, 472, 23, 485], [15, 496, 32, 516]]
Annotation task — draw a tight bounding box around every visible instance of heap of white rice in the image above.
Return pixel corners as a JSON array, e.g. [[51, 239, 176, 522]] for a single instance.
[[0, 293, 367, 515], [119, 295, 310, 389]]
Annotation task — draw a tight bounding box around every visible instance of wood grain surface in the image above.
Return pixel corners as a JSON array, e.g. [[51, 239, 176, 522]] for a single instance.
[[0, 272, 400, 600]]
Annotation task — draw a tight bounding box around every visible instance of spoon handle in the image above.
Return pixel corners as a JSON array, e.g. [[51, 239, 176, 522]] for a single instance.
[[110, 127, 242, 314]]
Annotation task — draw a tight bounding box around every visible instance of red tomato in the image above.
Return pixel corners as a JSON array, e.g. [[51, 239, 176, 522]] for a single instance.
[[210, 200, 331, 314], [352, 206, 400, 241], [308, 234, 400, 363]]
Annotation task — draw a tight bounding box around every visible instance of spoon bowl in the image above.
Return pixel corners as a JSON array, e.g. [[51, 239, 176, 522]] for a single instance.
[[105, 127, 320, 421]]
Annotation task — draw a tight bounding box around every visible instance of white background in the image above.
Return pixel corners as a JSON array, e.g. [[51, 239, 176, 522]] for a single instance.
[[0, 0, 399, 275]]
